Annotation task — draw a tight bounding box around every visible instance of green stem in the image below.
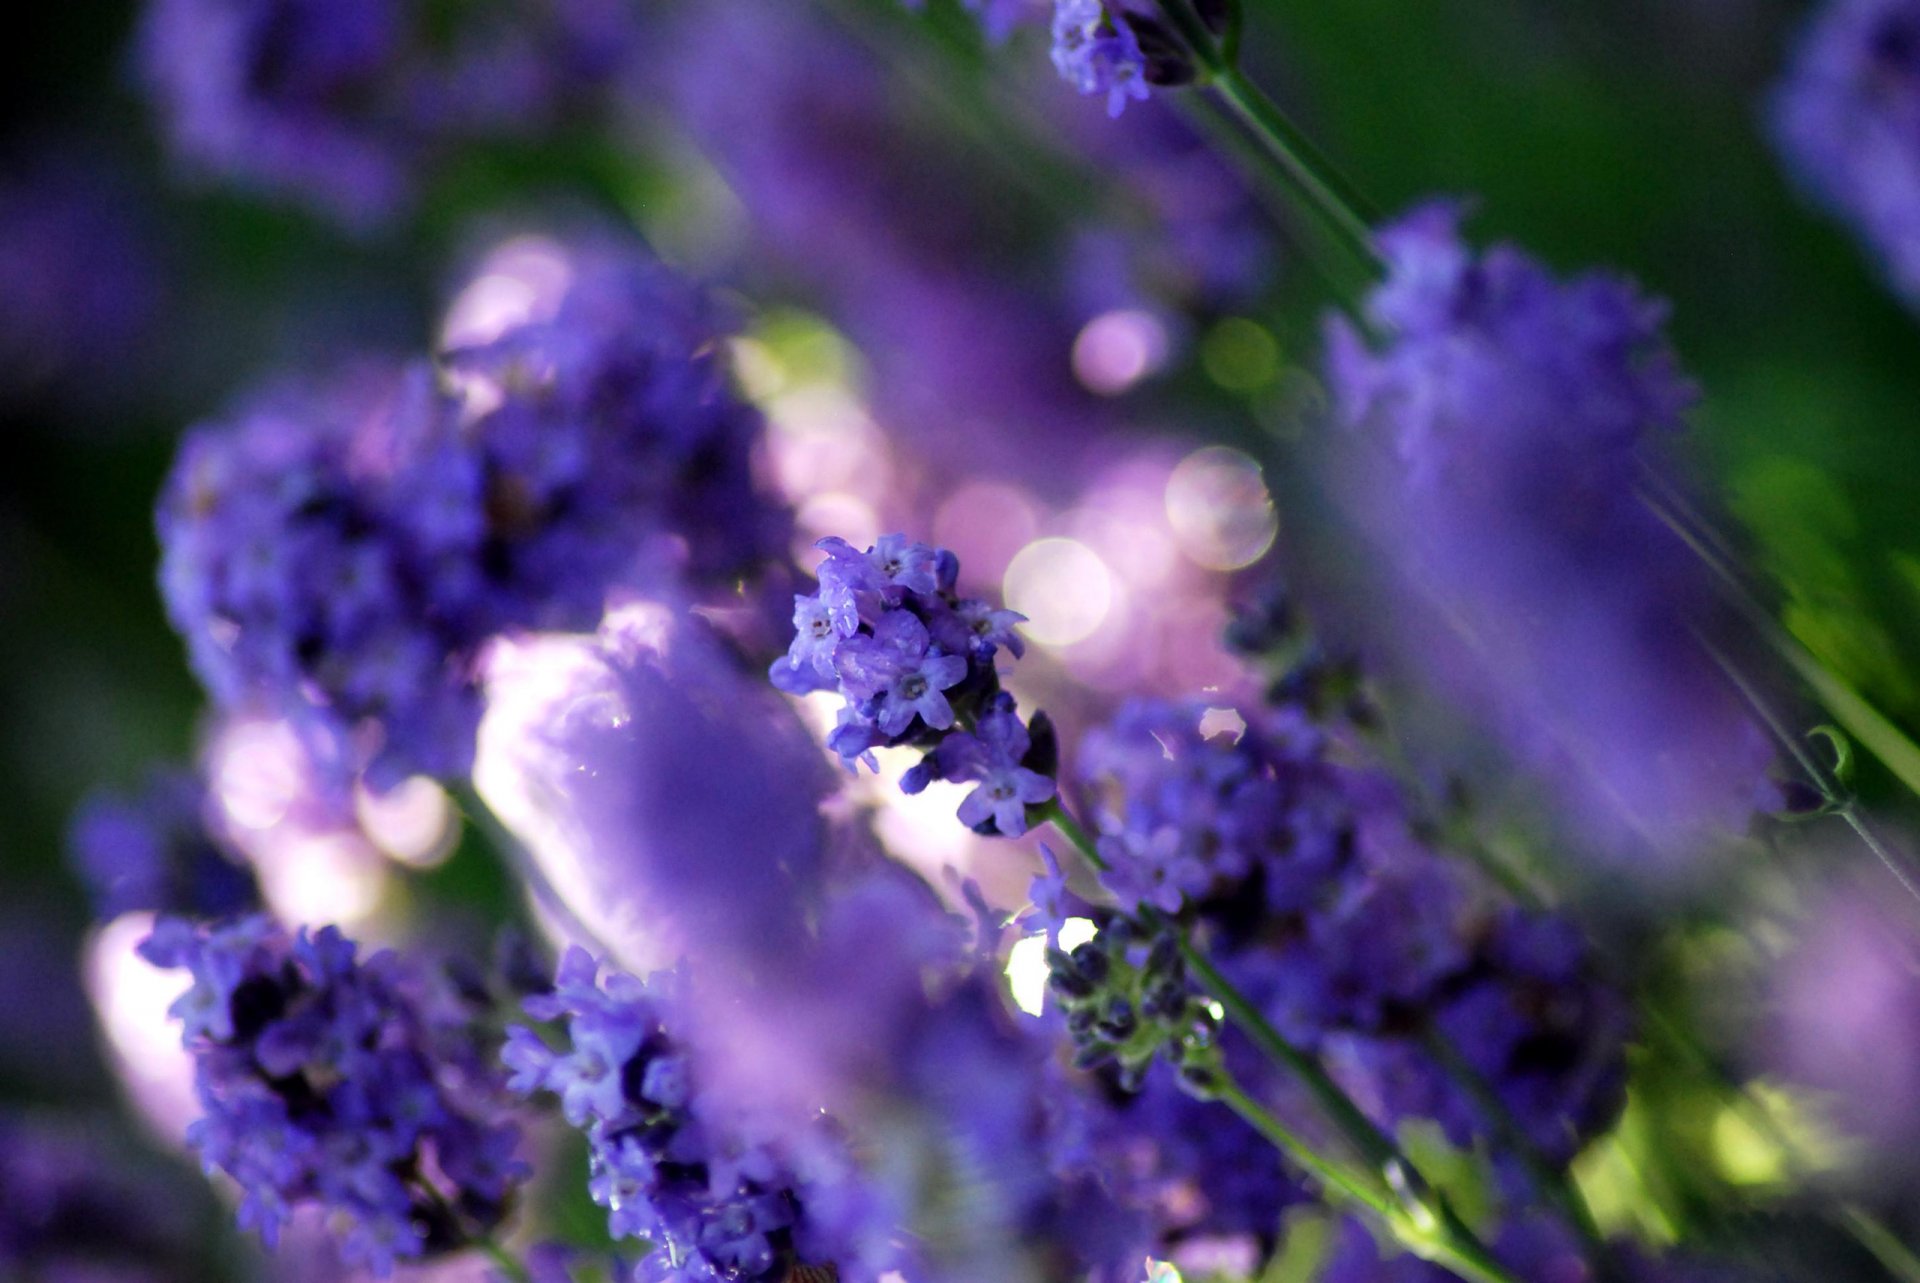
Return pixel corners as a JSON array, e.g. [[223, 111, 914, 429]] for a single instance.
[[1213, 1075, 1389, 1210], [1041, 803, 1515, 1283], [1844, 1207, 1920, 1283], [1041, 798, 1104, 870], [477, 1236, 533, 1283], [1152, 0, 1382, 272], [1420, 1025, 1611, 1266]]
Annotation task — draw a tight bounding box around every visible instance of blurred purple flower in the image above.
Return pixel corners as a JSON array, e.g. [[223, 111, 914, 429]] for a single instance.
[[136, 0, 642, 228], [1768, 884, 1920, 1173], [1771, 0, 1920, 305], [477, 606, 833, 982], [507, 947, 901, 1283], [0, 1112, 199, 1280], [159, 234, 783, 785], [68, 768, 260, 921], [141, 916, 526, 1274], [1326, 203, 1777, 869]]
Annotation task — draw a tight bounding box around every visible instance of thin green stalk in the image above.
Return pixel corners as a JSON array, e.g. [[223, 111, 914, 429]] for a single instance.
[[1212, 1079, 1520, 1283], [1041, 802, 1516, 1283], [1420, 1025, 1611, 1264], [1696, 631, 1920, 907], [1637, 479, 1920, 809], [1844, 1207, 1920, 1283], [477, 1236, 534, 1283], [1151, 0, 1383, 271]]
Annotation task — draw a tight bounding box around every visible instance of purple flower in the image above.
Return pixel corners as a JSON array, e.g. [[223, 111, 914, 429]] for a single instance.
[[67, 768, 258, 920], [1765, 883, 1920, 1173], [477, 608, 832, 981], [771, 533, 1049, 793], [158, 234, 784, 786], [507, 949, 898, 1283], [1771, 0, 1920, 306], [938, 703, 1057, 836], [0, 1111, 200, 1279], [1326, 203, 1776, 869], [1079, 698, 1347, 916], [1052, 0, 1153, 118], [136, 0, 643, 228], [140, 916, 526, 1273]]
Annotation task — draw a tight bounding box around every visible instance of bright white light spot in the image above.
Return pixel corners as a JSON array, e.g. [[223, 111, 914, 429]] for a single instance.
[[1007, 917, 1099, 1015], [1165, 445, 1278, 571], [257, 834, 387, 926], [86, 913, 196, 1139], [355, 776, 454, 867], [795, 493, 879, 556], [1073, 309, 1170, 396], [1197, 707, 1247, 742], [1059, 917, 1099, 951], [1004, 538, 1113, 647], [439, 235, 575, 349]]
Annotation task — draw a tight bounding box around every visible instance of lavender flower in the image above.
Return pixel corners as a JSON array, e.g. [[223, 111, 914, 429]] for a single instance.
[[140, 916, 527, 1274], [136, 0, 641, 228], [68, 768, 258, 920], [1078, 698, 1349, 917], [430, 232, 789, 605], [773, 533, 1057, 835], [1044, 1059, 1301, 1265], [476, 607, 832, 981], [159, 236, 782, 786], [0, 1112, 199, 1279], [1326, 203, 1776, 868], [505, 948, 896, 1283], [1771, 0, 1920, 306], [1079, 692, 1628, 1168], [157, 360, 466, 785], [1052, 0, 1154, 117]]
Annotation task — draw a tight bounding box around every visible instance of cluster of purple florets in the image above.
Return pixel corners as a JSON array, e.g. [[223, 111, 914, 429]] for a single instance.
[[140, 916, 528, 1275], [1075, 695, 1631, 1171], [770, 535, 1058, 836], [158, 237, 779, 787], [1052, 0, 1154, 117], [137, 0, 642, 228], [504, 948, 863, 1283]]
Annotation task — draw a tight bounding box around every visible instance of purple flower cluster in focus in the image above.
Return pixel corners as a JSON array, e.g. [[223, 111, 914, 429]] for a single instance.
[[159, 235, 781, 787], [1052, 0, 1154, 117], [1772, 0, 1920, 306], [141, 916, 528, 1275], [771, 534, 1057, 836], [1076, 695, 1630, 1170]]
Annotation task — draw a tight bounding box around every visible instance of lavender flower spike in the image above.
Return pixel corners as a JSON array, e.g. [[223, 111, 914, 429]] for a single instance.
[[773, 532, 1058, 838], [506, 948, 897, 1283], [140, 916, 527, 1274], [1326, 202, 1777, 869], [1771, 0, 1920, 307]]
